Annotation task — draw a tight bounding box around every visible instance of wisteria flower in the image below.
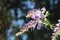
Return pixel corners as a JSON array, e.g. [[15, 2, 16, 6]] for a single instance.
[[58, 19, 60, 23], [52, 19, 60, 40], [16, 7, 48, 36], [53, 19, 60, 33], [56, 23, 60, 27], [21, 20, 37, 30], [53, 27, 60, 33], [56, 19, 60, 27], [26, 7, 46, 20], [41, 7, 46, 14], [37, 22, 43, 30]]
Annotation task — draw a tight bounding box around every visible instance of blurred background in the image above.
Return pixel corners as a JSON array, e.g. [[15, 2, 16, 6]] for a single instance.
[[0, 0, 60, 40]]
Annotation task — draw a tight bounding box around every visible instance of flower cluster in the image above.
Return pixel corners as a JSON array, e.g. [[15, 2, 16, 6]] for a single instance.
[[52, 19, 60, 40], [16, 7, 49, 36]]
